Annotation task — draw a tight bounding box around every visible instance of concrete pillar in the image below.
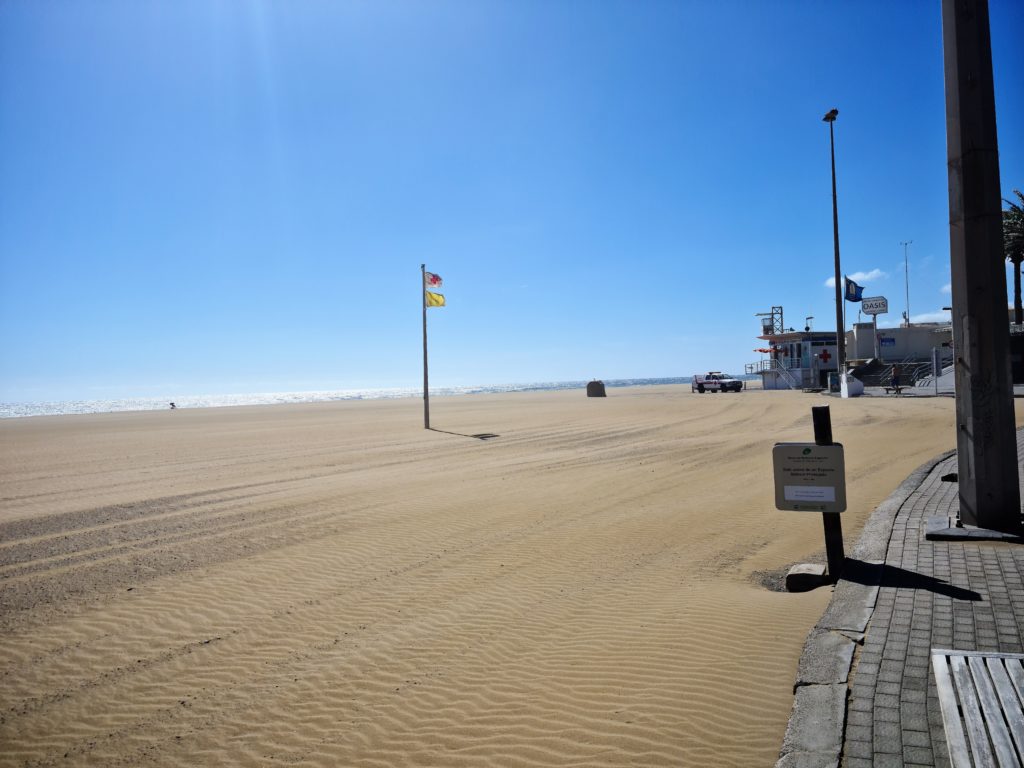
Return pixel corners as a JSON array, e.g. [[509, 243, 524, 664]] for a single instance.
[[942, 0, 1021, 531]]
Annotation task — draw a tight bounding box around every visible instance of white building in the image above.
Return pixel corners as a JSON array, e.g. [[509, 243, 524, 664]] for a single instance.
[[847, 322, 952, 363], [747, 306, 952, 391], [747, 330, 839, 390]]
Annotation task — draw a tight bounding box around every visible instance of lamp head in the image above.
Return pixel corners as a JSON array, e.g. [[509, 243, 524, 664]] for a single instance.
[[823, 108, 839, 122]]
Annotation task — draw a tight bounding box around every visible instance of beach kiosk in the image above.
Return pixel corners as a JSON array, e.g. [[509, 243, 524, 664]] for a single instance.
[[748, 329, 840, 391], [746, 306, 840, 391]]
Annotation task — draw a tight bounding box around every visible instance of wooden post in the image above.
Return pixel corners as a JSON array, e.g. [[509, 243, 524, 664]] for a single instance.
[[812, 405, 845, 581], [942, 0, 1021, 531], [421, 264, 430, 430]]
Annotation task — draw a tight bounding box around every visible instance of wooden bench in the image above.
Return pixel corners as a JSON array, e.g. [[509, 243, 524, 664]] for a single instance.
[[931, 649, 1024, 767]]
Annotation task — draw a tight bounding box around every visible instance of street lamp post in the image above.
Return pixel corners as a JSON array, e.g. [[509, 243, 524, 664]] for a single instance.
[[824, 108, 844, 381], [901, 240, 913, 327]]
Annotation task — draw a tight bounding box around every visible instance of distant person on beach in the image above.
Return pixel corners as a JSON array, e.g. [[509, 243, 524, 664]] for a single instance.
[[169, 402, 177, 409], [891, 365, 901, 395]]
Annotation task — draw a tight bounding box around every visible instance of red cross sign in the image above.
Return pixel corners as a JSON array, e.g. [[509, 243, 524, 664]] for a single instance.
[[819, 349, 832, 363]]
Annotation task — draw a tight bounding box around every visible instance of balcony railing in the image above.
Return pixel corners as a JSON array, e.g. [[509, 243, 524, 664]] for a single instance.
[[745, 358, 801, 389]]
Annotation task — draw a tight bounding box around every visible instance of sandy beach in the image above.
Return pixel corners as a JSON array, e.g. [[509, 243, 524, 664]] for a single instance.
[[0, 386, 1007, 766]]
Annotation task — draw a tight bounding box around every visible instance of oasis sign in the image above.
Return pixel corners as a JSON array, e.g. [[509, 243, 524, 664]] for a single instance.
[[861, 296, 888, 315]]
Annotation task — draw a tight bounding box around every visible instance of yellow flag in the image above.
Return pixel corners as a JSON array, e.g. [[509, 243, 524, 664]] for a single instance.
[[425, 290, 446, 307]]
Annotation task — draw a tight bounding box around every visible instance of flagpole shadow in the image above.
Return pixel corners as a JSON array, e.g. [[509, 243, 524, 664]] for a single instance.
[[428, 428, 500, 441]]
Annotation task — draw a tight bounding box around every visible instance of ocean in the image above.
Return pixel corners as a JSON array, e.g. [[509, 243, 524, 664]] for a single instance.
[[0, 377, 706, 419]]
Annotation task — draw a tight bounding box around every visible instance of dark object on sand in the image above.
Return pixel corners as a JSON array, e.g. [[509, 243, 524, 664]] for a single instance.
[[586, 380, 606, 397], [785, 563, 828, 592], [169, 402, 177, 409]]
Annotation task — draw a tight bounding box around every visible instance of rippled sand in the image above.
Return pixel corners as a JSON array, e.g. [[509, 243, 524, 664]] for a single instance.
[[0, 387, 979, 766]]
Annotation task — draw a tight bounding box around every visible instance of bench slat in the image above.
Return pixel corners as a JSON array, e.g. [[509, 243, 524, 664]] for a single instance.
[[951, 655, 997, 768], [985, 658, 1024, 763], [968, 656, 1021, 767], [1008, 660, 1024, 704], [935, 653, 974, 768]]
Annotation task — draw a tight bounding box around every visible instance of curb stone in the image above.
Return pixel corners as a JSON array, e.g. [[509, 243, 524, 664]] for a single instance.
[[774, 450, 955, 767]]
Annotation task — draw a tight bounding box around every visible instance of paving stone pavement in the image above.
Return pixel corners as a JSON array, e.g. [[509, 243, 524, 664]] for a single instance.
[[778, 430, 1024, 768]]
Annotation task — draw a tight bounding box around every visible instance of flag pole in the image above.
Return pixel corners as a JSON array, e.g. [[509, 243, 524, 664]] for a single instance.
[[421, 264, 430, 429], [841, 276, 847, 368]]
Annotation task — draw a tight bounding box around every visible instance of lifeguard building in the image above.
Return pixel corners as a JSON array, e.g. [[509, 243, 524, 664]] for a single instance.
[[747, 305, 953, 391]]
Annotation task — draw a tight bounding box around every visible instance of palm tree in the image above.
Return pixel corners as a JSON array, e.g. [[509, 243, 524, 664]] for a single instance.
[[1005, 189, 1024, 325]]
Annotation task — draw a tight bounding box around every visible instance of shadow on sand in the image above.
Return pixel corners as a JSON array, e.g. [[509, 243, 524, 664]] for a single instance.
[[841, 558, 981, 601], [428, 428, 500, 441]]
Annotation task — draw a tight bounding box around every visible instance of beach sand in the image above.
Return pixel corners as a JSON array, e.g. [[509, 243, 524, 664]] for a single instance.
[[0, 386, 1006, 766]]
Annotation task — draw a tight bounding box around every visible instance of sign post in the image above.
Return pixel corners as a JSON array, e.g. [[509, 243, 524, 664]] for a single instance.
[[773, 406, 847, 581], [861, 296, 888, 362]]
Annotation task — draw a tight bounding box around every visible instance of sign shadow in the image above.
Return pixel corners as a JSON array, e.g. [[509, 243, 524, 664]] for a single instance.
[[841, 558, 981, 601]]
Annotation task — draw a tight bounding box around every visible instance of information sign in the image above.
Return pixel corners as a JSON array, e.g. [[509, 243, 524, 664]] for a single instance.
[[862, 296, 888, 315], [773, 443, 847, 513]]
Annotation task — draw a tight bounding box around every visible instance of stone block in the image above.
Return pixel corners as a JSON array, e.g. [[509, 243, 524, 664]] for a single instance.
[[786, 563, 828, 592]]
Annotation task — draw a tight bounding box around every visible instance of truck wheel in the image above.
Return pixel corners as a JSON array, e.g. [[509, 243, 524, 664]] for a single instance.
[[697, 385, 705, 393]]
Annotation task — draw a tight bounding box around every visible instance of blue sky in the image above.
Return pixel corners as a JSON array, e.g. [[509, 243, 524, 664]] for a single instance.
[[1, 1, 1022, 402]]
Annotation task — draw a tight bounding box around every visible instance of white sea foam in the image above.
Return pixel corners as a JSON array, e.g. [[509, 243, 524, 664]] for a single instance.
[[0, 378, 703, 418]]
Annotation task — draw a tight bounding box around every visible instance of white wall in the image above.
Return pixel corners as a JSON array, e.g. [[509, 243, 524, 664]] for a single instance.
[[847, 323, 951, 362]]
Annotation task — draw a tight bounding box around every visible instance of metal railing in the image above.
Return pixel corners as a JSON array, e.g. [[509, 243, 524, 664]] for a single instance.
[[855, 355, 953, 388], [775, 364, 802, 390], [745, 358, 801, 390], [745, 360, 772, 374]]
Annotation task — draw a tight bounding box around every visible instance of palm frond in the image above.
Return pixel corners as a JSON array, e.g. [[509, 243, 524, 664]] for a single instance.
[[1005, 188, 1024, 265]]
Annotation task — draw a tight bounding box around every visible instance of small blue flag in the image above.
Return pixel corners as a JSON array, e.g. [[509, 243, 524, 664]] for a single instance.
[[844, 277, 864, 302]]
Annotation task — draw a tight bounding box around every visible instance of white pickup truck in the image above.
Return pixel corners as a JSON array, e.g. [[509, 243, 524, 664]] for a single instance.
[[691, 372, 743, 393]]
